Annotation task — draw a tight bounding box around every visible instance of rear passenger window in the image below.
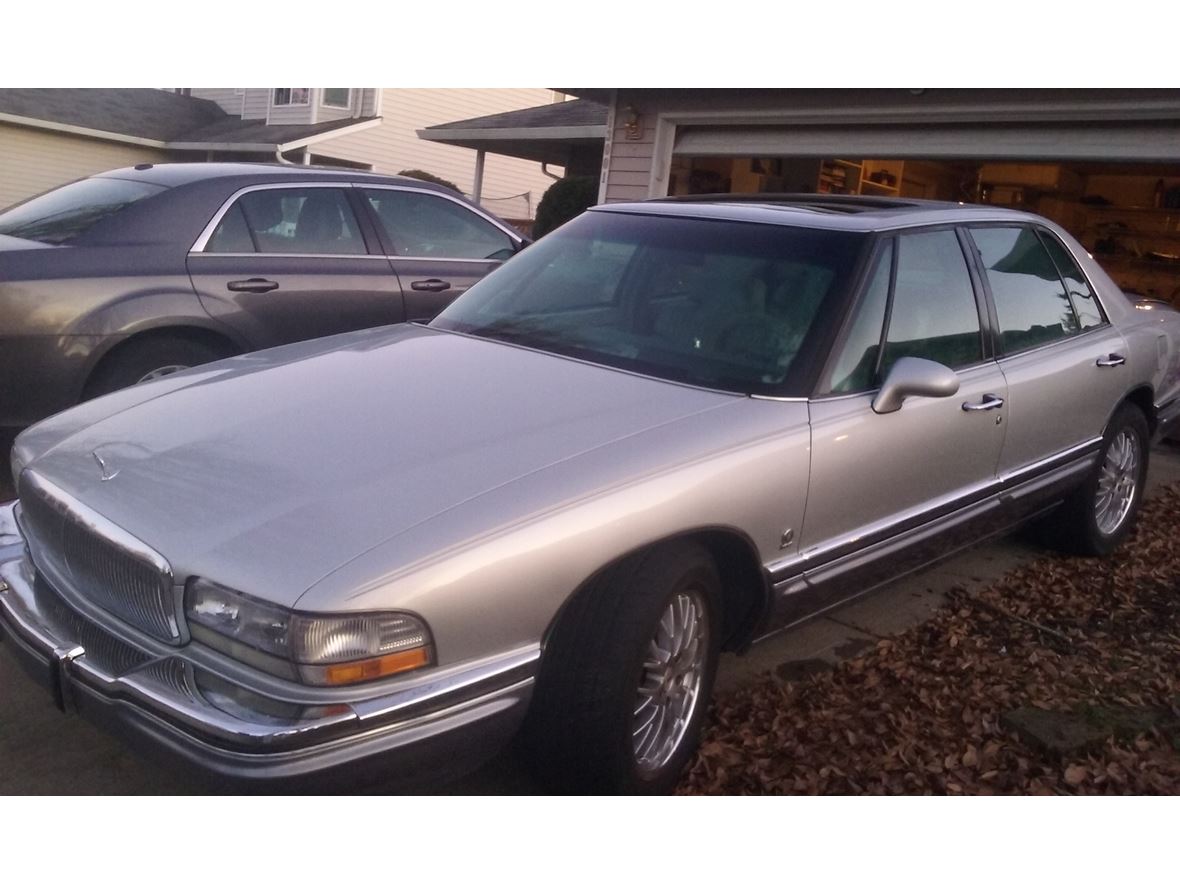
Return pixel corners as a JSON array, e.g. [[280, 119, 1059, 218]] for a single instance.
[[881, 230, 982, 375], [970, 226, 1081, 353], [1037, 231, 1106, 330], [206, 188, 366, 255]]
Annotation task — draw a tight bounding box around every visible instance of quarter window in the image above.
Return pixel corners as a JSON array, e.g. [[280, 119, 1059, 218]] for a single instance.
[[881, 230, 982, 375], [363, 189, 515, 260], [1037, 230, 1106, 331], [205, 188, 366, 255], [970, 226, 1081, 353]]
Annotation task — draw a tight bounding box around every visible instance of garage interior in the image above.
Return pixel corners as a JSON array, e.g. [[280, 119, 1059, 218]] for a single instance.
[[668, 154, 1180, 306]]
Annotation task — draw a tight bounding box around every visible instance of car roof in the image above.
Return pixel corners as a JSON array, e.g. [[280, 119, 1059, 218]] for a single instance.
[[595, 194, 1050, 232], [93, 161, 454, 194]]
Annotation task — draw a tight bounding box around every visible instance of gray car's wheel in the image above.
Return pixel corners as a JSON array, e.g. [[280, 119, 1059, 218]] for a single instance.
[[1050, 403, 1150, 557], [524, 541, 722, 794], [84, 336, 233, 400]]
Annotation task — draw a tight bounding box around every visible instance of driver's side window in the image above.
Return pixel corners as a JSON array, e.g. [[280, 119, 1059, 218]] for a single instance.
[[825, 230, 983, 394]]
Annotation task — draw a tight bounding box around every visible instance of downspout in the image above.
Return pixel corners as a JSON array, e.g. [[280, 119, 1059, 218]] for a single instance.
[[541, 163, 563, 180], [274, 145, 296, 165], [472, 150, 485, 204]]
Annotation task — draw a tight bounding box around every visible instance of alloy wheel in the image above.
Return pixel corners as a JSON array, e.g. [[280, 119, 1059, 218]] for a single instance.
[[1095, 429, 1141, 536], [632, 589, 709, 775]]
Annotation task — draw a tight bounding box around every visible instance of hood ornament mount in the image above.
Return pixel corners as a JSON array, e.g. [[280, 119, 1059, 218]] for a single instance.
[[93, 450, 119, 482]]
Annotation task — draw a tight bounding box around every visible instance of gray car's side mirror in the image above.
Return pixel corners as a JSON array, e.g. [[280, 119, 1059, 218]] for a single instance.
[[871, 357, 960, 414]]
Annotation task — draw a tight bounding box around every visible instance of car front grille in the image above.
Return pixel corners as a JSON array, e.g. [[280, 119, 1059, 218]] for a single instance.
[[18, 474, 180, 644]]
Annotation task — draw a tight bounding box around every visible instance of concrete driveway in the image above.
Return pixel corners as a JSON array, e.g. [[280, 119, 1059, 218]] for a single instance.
[[2, 444, 1178, 794]]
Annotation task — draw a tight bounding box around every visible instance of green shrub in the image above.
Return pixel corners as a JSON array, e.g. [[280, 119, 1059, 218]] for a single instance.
[[397, 169, 462, 193], [533, 175, 598, 238]]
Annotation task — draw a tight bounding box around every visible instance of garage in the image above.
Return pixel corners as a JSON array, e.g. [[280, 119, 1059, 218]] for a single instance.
[[666, 132, 1180, 305]]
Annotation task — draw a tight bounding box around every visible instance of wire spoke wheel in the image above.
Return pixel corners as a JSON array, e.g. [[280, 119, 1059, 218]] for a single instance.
[[1094, 428, 1140, 536], [632, 589, 709, 775]]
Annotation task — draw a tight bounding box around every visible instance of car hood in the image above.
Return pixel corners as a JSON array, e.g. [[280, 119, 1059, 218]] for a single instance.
[[22, 324, 736, 608]]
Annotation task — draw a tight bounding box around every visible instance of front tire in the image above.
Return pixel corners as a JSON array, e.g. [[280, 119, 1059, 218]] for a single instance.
[[1052, 403, 1150, 556], [525, 541, 722, 794], [84, 336, 233, 399]]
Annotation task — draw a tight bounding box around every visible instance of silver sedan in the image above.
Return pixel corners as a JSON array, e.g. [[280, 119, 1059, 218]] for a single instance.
[[3, 195, 1179, 793]]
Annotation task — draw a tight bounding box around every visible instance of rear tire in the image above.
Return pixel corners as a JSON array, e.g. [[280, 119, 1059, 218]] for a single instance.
[[84, 336, 233, 400], [524, 541, 722, 794], [1048, 403, 1150, 557]]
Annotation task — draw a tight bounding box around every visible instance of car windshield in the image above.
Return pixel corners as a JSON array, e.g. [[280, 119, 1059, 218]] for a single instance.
[[0, 177, 167, 244], [431, 210, 866, 394]]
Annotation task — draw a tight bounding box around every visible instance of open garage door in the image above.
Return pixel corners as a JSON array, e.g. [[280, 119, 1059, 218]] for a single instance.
[[667, 126, 1180, 305]]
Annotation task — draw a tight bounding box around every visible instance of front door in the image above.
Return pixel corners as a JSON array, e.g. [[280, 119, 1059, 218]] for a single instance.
[[188, 185, 405, 349], [796, 229, 1008, 618]]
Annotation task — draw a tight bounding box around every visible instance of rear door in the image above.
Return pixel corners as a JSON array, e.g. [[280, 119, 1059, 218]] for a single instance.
[[187, 183, 405, 348], [359, 186, 522, 321], [964, 224, 1128, 477]]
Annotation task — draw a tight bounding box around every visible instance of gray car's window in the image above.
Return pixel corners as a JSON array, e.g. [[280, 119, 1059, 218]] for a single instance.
[[363, 189, 514, 260], [881, 230, 982, 374], [826, 242, 893, 394], [1037, 230, 1106, 331], [207, 188, 366, 255], [0, 177, 166, 244], [432, 211, 866, 396], [970, 226, 1081, 354]]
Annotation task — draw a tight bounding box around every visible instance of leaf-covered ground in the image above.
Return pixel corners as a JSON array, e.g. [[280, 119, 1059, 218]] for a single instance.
[[680, 485, 1180, 795]]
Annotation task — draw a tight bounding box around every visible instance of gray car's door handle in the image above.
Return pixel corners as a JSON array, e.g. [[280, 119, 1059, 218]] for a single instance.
[[410, 279, 451, 293], [1096, 353, 1126, 367], [227, 278, 279, 293], [962, 394, 1005, 412]]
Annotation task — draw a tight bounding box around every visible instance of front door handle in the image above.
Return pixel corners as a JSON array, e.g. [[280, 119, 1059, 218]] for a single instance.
[[410, 279, 451, 293], [962, 394, 1005, 412], [1096, 353, 1126, 367], [227, 278, 279, 293]]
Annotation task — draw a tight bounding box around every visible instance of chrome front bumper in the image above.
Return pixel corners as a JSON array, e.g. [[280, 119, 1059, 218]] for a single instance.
[[0, 502, 536, 785]]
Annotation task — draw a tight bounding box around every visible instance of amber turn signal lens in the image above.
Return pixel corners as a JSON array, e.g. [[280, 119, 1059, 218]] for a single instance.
[[318, 647, 431, 686]]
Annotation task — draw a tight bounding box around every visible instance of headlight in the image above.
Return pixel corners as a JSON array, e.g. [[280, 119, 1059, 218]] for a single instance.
[[185, 578, 433, 686]]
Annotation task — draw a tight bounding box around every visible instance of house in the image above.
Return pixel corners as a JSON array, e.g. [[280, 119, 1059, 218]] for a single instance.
[[0, 88, 565, 222], [424, 88, 1180, 305]]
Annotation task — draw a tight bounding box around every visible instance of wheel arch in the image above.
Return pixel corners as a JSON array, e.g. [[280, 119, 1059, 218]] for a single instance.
[[81, 323, 244, 399], [1121, 384, 1158, 437], [539, 526, 772, 662]]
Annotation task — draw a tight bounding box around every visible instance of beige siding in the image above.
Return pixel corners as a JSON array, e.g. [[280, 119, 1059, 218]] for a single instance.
[[188, 89, 244, 115], [0, 123, 168, 209], [320, 89, 565, 220], [242, 89, 269, 120]]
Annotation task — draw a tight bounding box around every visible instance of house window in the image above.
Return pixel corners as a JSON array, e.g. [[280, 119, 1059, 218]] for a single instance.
[[272, 88, 310, 106], [322, 88, 351, 109]]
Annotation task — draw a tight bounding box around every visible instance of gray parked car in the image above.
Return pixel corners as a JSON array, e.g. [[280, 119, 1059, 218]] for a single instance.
[[2, 195, 1179, 793], [0, 162, 526, 432]]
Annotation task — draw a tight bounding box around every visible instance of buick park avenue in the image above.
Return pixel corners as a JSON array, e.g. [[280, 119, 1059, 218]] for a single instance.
[[2, 195, 1179, 793]]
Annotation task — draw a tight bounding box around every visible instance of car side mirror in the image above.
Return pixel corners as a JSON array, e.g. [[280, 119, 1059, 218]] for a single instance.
[[871, 357, 960, 414]]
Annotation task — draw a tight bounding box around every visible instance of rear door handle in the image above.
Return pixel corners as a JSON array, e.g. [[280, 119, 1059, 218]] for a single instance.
[[410, 279, 451, 293], [962, 394, 1005, 412], [1096, 353, 1126, 367], [227, 278, 279, 293]]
